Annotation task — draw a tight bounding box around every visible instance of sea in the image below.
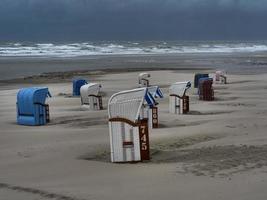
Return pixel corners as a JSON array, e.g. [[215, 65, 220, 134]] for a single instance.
[[1, 41, 267, 80], [1, 41, 267, 57]]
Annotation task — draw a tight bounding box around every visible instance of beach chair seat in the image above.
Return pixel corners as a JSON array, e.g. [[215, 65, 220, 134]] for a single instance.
[[16, 87, 51, 126], [80, 83, 103, 110], [169, 81, 191, 114]]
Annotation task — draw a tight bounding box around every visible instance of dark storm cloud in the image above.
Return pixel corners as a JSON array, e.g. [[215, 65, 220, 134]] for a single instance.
[[0, 0, 267, 41]]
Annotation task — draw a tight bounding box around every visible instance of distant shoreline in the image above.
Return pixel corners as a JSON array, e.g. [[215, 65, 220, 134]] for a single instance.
[[0, 52, 267, 82], [0, 67, 212, 86]]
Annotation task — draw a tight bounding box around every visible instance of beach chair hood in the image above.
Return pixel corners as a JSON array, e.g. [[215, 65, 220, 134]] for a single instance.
[[170, 81, 191, 97], [17, 87, 51, 115], [80, 83, 102, 105], [138, 72, 150, 79], [215, 70, 226, 80], [216, 70, 226, 76], [108, 88, 148, 123], [80, 82, 101, 96], [147, 86, 164, 98], [138, 72, 150, 83]]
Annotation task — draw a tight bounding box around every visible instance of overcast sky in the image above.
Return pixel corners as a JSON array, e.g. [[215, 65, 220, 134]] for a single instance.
[[0, 0, 267, 42]]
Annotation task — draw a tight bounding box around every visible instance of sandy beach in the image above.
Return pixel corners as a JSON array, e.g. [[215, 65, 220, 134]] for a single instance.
[[0, 55, 267, 200]]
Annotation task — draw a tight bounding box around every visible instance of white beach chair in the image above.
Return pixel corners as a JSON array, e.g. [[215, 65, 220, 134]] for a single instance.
[[169, 81, 191, 114], [108, 88, 150, 163], [80, 83, 103, 110], [214, 70, 227, 84], [138, 72, 151, 87]]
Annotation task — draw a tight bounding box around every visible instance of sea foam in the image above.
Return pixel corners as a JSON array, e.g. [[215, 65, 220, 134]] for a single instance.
[[0, 41, 267, 57]]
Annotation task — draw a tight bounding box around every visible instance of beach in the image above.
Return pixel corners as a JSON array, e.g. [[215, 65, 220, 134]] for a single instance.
[[0, 54, 267, 200]]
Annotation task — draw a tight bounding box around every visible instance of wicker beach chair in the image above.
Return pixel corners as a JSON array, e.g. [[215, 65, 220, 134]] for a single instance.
[[169, 81, 191, 114], [214, 70, 227, 84], [108, 88, 153, 163], [138, 72, 151, 87], [16, 87, 51, 126], [80, 83, 103, 110], [198, 78, 214, 101]]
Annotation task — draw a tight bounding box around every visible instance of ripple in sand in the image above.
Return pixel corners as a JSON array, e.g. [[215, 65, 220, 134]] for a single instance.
[[230, 80, 257, 84], [152, 145, 267, 177], [80, 134, 220, 163], [49, 116, 108, 128], [0, 183, 85, 200], [81, 140, 267, 177], [214, 102, 256, 107], [214, 96, 239, 101], [158, 119, 210, 128], [187, 110, 234, 115], [151, 135, 221, 151]]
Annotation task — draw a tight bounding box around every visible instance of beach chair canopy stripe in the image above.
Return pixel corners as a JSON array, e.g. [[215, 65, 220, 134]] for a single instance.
[[170, 81, 191, 97], [17, 87, 51, 125], [145, 91, 157, 107], [73, 79, 88, 96], [108, 88, 148, 123], [147, 86, 164, 98]]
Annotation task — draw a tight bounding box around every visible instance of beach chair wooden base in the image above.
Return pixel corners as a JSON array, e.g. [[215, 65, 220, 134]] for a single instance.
[[109, 118, 150, 163], [88, 95, 103, 110], [45, 104, 50, 123], [169, 95, 190, 114], [149, 106, 158, 128]]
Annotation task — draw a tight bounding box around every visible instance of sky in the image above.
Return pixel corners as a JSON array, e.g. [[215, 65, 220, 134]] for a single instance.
[[0, 0, 267, 42]]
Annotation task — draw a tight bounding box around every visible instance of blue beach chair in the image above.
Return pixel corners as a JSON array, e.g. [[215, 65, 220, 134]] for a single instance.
[[72, 79, 88, 96], [194, 73, 209, 88], [17, 87, 51, 126]]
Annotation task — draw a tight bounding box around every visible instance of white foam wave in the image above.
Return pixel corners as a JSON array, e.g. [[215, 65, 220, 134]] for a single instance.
[[0, 42, 267, 57]]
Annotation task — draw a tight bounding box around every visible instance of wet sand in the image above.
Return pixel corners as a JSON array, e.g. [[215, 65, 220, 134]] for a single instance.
[[1, 62, 267, 199], [1, 51, 267, 81]]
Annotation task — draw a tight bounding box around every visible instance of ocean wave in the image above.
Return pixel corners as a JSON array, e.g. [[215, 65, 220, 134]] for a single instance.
[[0, 42, 267, 57]]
